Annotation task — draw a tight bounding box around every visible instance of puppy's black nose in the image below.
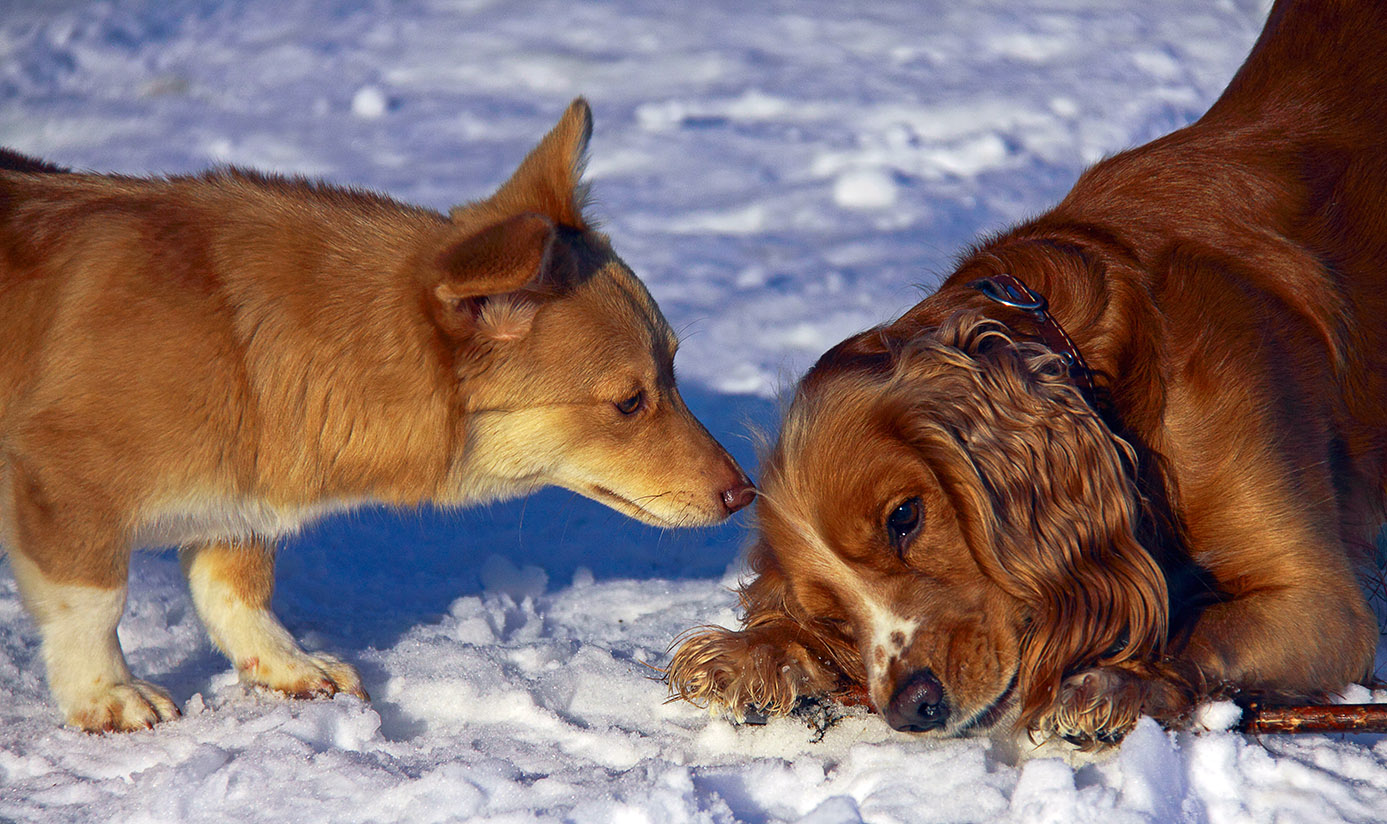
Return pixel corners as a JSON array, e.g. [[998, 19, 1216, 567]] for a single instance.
[[885, 669, 949, 733], [720, 478, 757, 514]]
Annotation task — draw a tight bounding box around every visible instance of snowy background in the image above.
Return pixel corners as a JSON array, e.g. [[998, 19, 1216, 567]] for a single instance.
[[5, 0, 1387, 821]]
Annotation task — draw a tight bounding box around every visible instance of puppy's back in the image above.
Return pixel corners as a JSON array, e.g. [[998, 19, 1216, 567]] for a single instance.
[[0, 163, 457, 512], [0, 149, 67, 175]]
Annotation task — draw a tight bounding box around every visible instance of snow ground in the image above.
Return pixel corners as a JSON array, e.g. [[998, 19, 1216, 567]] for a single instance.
[[4, 0, 1387, 822]]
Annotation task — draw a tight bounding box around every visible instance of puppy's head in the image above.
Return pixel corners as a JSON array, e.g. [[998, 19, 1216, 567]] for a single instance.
[[756, 312, 1166, 735], [423, 99, 752, 527]]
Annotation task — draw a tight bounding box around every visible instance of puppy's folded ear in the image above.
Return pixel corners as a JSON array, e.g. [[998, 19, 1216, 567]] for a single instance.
[[429, 212, 555, 342]]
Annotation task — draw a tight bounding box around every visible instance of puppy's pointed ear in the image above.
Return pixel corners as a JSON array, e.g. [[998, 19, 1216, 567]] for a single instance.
[[459, 98, 593, 230], [430, 212, 555, 341]]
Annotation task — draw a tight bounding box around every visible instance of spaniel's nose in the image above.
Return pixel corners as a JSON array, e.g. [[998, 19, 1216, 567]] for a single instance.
[[720, 478, 757, 514], [885, 669, 949, 733]]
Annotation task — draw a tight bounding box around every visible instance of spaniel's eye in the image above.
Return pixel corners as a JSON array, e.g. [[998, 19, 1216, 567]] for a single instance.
[[885, 497, 923, 545], [615, 391, 644, 416]]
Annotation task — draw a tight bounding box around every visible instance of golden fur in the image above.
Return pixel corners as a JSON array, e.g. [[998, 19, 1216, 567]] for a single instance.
[[0, 99, 753, 731], [669, 0, 1387, 748]]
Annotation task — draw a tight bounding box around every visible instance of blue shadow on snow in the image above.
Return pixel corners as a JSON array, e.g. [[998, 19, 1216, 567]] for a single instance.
[[268, 384, 778, 650]]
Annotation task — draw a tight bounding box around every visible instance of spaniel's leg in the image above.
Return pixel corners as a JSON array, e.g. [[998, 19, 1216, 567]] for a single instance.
[[666, 618, 849, 720], [1173, 499, 1376, 715], [181, 539, 367, 700], [1175, 578, 1375, 712], [1039, 533, 1374, 747]]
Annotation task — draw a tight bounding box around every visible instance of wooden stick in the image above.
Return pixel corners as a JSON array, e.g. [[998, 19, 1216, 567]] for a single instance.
[[821, 687, 1387, 735], [1236, 704, 1387, 735]]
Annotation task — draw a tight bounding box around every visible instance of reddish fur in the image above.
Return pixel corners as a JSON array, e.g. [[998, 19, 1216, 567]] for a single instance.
[[669, 0, 1386, 746]]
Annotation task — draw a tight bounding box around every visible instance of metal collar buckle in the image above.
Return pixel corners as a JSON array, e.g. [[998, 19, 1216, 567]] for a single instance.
[[968, 273, 1098, 409], [970, 276, 1047, 314]]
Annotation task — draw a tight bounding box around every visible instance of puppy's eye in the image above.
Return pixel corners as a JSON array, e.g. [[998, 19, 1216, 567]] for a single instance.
[[885, 497, 923, 545], [615, 391, 644, 416]]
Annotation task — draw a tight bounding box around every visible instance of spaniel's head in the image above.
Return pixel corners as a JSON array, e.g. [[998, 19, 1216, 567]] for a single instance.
[[756, 311, 1167, 736]]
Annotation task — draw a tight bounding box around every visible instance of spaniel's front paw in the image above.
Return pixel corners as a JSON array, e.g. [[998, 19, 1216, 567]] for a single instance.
[[666, 624, 840, 721], [1036, 666, 1145, 749], [1035, 664, 1195, 749]]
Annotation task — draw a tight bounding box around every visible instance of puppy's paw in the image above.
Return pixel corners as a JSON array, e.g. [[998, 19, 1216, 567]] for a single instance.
[[66, 679, 181, 733], [666, 625, 839, 721], [239, 650, 369, 702], [1037, 666, 1145, 750]]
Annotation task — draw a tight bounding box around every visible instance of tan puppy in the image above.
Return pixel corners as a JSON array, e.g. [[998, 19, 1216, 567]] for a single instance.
[[0, 99, 754, 732]]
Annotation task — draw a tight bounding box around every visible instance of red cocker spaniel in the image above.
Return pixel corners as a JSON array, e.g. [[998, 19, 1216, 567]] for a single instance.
[[668, 0, 1387, 747]]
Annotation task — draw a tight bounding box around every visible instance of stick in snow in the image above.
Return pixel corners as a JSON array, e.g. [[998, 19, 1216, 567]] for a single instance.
[[1236, 703, 1387, 734]]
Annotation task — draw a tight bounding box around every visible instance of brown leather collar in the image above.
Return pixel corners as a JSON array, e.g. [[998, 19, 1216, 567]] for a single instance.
[[968, 273, 1098, 408]]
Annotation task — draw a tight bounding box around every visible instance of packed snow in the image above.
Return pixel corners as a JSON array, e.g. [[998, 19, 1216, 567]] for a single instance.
[[4, 0, 1387, 821]]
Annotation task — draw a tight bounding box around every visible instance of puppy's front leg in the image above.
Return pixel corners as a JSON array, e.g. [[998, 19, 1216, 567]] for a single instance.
[[10, 551, 179, 731], [181, 539, 367, 701]]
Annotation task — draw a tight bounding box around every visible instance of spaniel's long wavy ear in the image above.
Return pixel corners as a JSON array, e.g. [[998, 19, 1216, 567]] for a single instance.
[[899, 313, 1169, 729]]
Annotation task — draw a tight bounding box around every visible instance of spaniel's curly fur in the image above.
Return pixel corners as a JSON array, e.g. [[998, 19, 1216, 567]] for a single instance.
[[668, 0, 1387, 747]]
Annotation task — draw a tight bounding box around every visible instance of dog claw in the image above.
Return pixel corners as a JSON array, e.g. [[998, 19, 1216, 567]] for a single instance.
[[66, 679, 181, 733], [740, 706, 769, 725]]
